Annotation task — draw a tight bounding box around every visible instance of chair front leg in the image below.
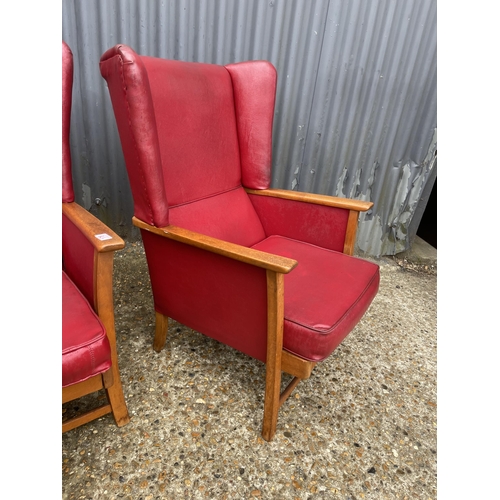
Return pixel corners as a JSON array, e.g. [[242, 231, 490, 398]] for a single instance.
[[261, 270, 285, 442], [105, 369, 131, 427], [95, 250, 130, 427]]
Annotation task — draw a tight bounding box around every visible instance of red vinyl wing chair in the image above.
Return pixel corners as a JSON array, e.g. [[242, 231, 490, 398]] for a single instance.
[[62, 41, 130, 432], [100, 44, 379, 441]]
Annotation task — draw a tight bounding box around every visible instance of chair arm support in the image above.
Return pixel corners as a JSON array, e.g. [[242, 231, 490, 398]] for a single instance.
[[133, 217, 298, 274], [63, 202, 124, 309], [62, 203, 125, 253], [246, 188, 372, 256], [245, 188, 373, 212]]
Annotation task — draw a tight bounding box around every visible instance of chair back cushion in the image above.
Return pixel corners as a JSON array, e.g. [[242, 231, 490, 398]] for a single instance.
[[143, 57, 243, 207], [143, 56, 266, 246], [100, 45, 272, 246], [62, 41, 74, 203]]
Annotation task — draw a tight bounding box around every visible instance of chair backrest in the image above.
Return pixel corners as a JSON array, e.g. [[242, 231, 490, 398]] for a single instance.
[[62, 41, 74, 203], [100, 45, 276, 247], [62, 41, 94, 302]]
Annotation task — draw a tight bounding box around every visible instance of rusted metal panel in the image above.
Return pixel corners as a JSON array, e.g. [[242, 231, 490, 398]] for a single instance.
[[62, 0, 436, 256]]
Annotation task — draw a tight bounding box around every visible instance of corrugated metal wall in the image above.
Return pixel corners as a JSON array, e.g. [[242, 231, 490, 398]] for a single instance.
[[62, 0, 436, 257]]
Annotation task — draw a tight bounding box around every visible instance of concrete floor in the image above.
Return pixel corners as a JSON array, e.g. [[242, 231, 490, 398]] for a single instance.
[[62, 239, 437, 500]]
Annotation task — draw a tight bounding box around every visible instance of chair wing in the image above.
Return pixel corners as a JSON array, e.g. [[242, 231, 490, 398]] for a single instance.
[[62, 40, 74, 203]]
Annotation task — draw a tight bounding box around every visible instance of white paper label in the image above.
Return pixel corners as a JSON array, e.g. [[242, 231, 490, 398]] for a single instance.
[[95, 233, 113, 241]]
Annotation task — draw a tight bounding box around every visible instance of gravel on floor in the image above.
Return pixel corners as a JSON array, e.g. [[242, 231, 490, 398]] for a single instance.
[[62, 240, 437, 500]]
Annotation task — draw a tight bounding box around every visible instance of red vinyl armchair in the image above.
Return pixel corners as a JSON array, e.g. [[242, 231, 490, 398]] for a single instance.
[[100, 44, 379, 441], [62, 41, 130, 432]]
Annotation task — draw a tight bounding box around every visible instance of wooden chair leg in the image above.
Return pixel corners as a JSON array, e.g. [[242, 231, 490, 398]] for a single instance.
[[103, 338, 130, 428], [94, 251, 130, 427], [153, 311, 169, 352], [261, 270, 284, 441], [262, 359, 282, 441], [106, 365, 130, 427]]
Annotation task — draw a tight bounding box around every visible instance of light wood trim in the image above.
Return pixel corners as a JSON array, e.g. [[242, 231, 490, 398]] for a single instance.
[[105, 381, 131, 427], [261, 270, 285, 442], [62, 404, 112, 433], [279, 377, 302, 407], [62, 374, 104, 404], [62, 202, 125, 253], [277, 353, 316, 410], [153, 312, 169, 352], [94, 250, 131, 427], [343, 209, 360, 256], [94, 251, 115, 330], [245, 188, 373, 212], [102, 368, 114, 388], [62, 204, 130, 430], [132, 217, 298, 274], [281, 350, 316, 379]]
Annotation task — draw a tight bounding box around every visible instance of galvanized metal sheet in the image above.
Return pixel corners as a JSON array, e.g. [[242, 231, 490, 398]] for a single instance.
[[62, 0, 436, 256]]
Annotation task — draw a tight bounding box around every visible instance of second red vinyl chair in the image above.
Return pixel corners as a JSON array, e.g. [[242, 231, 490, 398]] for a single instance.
[[63, 41, 130, 432]]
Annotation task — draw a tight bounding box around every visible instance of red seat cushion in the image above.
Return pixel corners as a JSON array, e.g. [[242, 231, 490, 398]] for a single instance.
[[62, 271, 112, 387], [252, 236, 380, 362]]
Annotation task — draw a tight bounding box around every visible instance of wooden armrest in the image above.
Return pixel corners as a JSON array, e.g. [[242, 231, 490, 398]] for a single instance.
[[63, 202, 125, 252], [132, 217, 298, 274], [245, 188, 373, 212]]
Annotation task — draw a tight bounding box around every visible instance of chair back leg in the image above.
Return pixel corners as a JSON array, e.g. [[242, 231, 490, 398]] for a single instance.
[[154, 311, 169, 352]]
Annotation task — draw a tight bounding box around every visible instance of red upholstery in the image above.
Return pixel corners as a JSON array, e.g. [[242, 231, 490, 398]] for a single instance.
[[168, 187, 265, 247], [62, 212, 95, 305], [141, 57, 242, 207], [62, 271, 111, 387], [62, 41, 74, 203], [62, 41, 110, 387], [248, 193, 350, 252], [62, 41, 129, 432], [225, 61, 276, 189], [100, 44, 380, 440], [100, 47, 271, 246], [252, 236, 380, 361], [142, 230, 269, 362], [99, 48, 169, 227], [100, 44, 379, 365]]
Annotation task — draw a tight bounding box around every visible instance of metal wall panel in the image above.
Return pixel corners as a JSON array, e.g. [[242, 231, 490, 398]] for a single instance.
[[62, 0, 436, 256]]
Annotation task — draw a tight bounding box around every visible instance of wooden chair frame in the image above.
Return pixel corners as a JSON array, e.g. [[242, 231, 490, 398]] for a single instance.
[[134, 188, 372, 441], [62, 202, 130, 432]]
